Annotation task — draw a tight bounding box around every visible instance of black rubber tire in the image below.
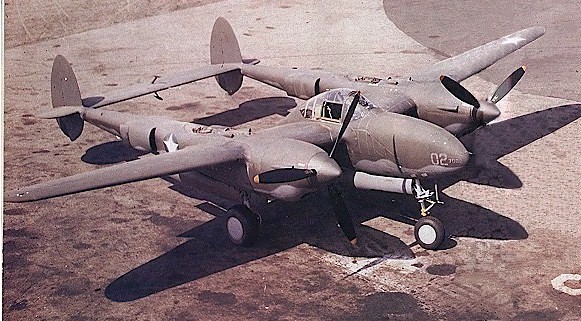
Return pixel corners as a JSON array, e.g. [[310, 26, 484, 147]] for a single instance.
[[414, 216, 445, 250], [226, 205, 260, 246]]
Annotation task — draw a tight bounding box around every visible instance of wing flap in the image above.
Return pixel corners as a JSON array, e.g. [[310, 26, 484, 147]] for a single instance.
[[83, 64, 240, 108], [411, 27, 545, 82], [5, 144, 243, 203]]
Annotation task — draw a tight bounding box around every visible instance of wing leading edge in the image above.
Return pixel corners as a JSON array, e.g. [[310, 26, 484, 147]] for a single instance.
[[411, 27, 545, 82], [4, 144, 243, 203]]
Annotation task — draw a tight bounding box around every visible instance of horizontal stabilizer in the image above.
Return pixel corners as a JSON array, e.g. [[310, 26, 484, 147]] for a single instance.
[[83, 64, 241, 109], [37, 106, 84, 119]]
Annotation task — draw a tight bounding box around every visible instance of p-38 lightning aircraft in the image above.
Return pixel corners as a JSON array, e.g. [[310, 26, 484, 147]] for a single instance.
[[4, 18, 545, 250]]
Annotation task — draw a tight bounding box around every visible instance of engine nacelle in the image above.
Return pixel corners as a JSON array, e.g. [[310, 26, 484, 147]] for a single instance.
[[352, 172, 414, 195], [283, 72, 353, 100], [119, 122, 160, 153], [247, 137, 341, 201], [283, 73, 322, 100]]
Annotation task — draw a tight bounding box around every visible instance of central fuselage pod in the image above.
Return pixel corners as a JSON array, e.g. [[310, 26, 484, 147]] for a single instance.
[[300, 89, 470, 179], [346, 112, 469, 178]]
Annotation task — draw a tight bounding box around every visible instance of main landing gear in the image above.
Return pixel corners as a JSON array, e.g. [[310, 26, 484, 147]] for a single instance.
[[412, 180, 445, 250], [226, 204, 261, 246]]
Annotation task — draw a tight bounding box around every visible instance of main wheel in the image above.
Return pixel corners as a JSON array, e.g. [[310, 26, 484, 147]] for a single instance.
[[226, 205, 260, 246], [414, 216, 445, 250]]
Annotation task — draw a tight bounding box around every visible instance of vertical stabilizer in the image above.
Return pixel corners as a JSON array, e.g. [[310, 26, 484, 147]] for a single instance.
[[210, 17, 243, 95], [51, 55, 84, 140]]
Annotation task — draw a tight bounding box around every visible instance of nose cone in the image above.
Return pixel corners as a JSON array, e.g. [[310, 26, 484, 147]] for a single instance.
[[448, 140, 470, 168], [477, 101, 501, 124], [433, 131, 470, 174], [308, 152, 342, 183]]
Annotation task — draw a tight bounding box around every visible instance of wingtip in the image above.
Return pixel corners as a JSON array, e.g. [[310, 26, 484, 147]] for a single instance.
[[4, 189, 31, 203], [528, 26, 546, 37]]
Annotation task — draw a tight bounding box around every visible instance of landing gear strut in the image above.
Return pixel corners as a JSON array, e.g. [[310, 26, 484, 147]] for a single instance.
[[412, 180, 446, 250], [226, 204, 260, 246]]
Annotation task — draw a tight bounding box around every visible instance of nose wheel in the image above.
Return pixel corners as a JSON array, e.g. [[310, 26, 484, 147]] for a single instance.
[[226, 204, 260, 246], [414, 216, 445, 250], [413, 180, 446, 250]]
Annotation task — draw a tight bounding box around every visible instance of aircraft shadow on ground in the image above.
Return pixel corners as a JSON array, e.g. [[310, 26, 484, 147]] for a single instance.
[[81, 141, 147, 165], [104, 104, 580, 302], [455, 103, 581, 189], [104, 185, 417, 302], [104, 186, 522, 302], [360, 190, 529, 241], [192, 97, 296, 127]]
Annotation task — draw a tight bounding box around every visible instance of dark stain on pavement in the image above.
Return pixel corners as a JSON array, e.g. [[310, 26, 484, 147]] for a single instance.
[[53, 277, 91, 297], [5, 208, 27, 216], [8, 299, 28, 311], [198, 290, 238, 306], [426, 264, 456, 276], [335, 292, 431, 320]]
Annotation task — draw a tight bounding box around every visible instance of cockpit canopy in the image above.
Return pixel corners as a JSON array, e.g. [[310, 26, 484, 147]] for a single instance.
[[300, 88, 378, 122]]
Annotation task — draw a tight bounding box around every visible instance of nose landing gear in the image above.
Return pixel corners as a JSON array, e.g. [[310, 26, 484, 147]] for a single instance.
[[413, 180, 446, 250]]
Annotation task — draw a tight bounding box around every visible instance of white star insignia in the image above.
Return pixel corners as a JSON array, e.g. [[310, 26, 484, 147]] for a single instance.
[[163, 133, 179, 152], [502, 36, 526, 46]]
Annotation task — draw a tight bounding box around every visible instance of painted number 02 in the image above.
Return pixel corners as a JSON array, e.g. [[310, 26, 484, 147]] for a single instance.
[[430, 153, 449, 166]]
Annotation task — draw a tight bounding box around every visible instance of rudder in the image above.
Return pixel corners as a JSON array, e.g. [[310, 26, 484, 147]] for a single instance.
[[210, 17, 243, 95], [51, 55, 84, 141]]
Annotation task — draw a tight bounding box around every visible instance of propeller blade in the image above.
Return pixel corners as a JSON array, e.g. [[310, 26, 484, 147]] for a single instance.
[[329, 91, 360, 157], [328, 185, 357, 245], [490, 66, 526, 104], [253, 168, 316, 184], [440, 75, 480, 108]]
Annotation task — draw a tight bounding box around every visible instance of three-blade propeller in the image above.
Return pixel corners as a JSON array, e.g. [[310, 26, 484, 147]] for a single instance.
[[327, 91, 360, 244], [440, 66, 526, 125], [254, 91, 362, 245]]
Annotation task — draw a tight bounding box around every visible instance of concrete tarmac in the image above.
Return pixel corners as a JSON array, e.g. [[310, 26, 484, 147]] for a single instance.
[[4, 1, 581, 320], [383, 0, 581, 101]]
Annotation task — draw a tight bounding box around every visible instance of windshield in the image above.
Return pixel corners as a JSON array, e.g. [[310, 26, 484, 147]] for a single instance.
[[301, 88, 377, 121]]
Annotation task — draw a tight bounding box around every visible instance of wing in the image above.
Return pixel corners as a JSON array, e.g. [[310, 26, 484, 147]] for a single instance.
[[4, 143, 243, 203], [82, 64, 239, 108], [410, 27, 545, 82]]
